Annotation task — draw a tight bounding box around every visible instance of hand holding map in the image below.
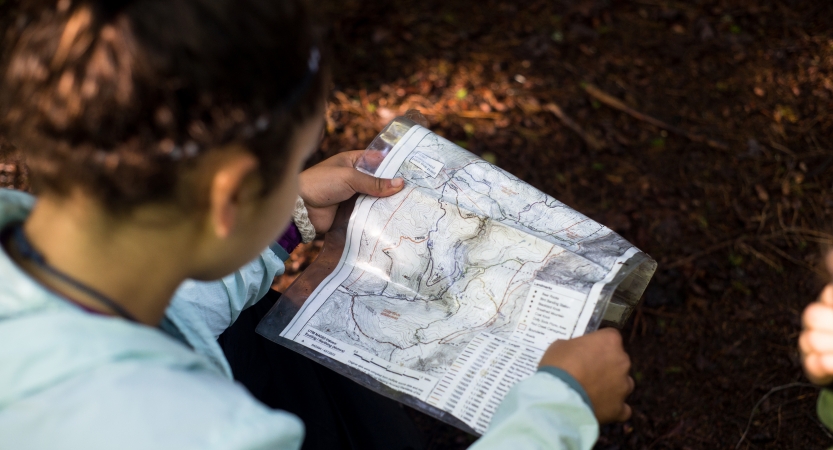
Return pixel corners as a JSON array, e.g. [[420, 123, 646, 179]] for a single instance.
[[540, 328, 635, 423], [257, 115, 656, 434]]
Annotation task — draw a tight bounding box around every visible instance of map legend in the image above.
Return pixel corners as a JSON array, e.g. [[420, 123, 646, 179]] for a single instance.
[[512, 280, 586, 350]]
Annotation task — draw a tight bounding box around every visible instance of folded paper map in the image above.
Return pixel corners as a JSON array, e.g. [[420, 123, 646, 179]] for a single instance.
[[257, 116, 656, 434]]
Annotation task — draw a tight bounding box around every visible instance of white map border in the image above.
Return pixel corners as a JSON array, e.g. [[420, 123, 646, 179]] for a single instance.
[[281, 125, 425, 339]]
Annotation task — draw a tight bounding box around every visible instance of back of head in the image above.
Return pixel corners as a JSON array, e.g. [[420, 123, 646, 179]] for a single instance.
[[1, 0, 326, 213]]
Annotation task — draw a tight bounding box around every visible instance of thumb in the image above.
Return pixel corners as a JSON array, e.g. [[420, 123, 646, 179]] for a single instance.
[[347, 170, 405, 198], [616, 403, 633, 423]]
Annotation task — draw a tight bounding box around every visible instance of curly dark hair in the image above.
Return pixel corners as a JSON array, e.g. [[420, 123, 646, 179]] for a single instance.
[[0, 0, 327, 213]]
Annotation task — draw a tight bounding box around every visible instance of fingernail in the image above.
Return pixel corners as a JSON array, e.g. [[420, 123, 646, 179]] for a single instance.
[[390, 178, 404, 188]]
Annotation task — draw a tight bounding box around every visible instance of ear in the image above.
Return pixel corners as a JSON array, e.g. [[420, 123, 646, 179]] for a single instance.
[[208, 150, 260, 239]]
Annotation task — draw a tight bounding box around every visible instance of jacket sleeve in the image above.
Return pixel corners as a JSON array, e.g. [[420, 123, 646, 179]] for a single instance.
[[469, 371, 599, 450], [162, 246, 288, 376], [170, 245, 288, 340]]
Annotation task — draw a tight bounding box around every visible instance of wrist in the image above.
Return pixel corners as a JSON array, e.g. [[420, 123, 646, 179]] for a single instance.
[[537, 366, 594, 413]]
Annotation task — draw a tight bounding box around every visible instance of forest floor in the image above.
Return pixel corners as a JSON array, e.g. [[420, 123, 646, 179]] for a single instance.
[[277, 1, 833, 448], [3, 0, 833, 449]]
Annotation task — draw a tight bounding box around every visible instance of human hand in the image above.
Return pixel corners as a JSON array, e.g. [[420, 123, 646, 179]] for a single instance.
[[800, 283, 833, 385], [298, 150, 404, 233], [539, 328, 634, 424]]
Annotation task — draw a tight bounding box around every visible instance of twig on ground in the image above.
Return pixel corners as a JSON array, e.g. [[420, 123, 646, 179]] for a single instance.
[[582, 83, 729, 150], [453, 111, 504, 120], [647, 420, 685, 450], [779, 227, 833, 242], [806, 411, 833, 441], [665, 239, 737, 268], [629, 307, 643, 343], [736, 382, 818, 448], [666, 228, 832, 270], [543, 102, 606, 150], [737, 242, 783, 271], [768, 140, 796, 157], [758, 240, 826, 277]]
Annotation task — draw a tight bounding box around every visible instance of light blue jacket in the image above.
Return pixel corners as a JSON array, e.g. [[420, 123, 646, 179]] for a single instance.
[[0, 189, 598, 449]]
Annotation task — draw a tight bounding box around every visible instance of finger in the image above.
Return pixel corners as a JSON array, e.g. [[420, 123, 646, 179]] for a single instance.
[[617, 403, 633, 422], [337, 150, 369, 167], [803, 303, 833, 330], [626, 375, 636, 395], [821, 353, 833, 377], [359, 150, 388, 167], [345, 169, 405, 198], [820, 284, 833, 307], [595, 327, 624, 347], [803, 353, 833, 385], [799, 330, 833, 354], [351, 151, 388, 174]]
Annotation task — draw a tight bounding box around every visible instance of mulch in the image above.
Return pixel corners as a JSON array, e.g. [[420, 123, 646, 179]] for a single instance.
[[3, 0, 833, 448]]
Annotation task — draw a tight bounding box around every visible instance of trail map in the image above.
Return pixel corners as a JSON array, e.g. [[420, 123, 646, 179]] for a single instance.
[[280, 125, 649, 433]]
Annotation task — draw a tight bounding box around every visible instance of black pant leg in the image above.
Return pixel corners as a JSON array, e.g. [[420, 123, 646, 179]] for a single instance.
[[219, 289, 425, 450]]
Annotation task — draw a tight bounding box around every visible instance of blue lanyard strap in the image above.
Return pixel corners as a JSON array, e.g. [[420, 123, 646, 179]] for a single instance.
[[10, 223, 139, 323]]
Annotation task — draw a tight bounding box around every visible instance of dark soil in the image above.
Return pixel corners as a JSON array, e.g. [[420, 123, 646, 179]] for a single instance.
[[3, 0, 833, 449], [286, 0, 833, 448]]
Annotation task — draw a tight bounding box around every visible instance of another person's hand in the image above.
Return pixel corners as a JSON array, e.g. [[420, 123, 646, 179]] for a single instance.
[[800, 283, 833, 385], [298, 151, 404, 233], [539, 328, 634, 424]]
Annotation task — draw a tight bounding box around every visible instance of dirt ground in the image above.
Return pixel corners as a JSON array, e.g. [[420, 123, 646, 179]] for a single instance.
[[2, 0, 833, 449], [280, 0, 833, 448]]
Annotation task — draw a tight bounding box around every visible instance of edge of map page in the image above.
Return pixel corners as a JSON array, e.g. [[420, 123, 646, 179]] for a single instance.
[[278, 125, 428, 337]]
